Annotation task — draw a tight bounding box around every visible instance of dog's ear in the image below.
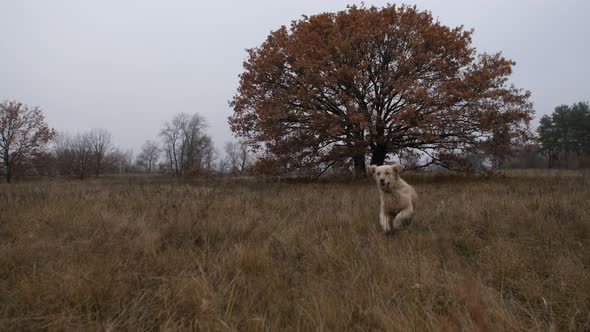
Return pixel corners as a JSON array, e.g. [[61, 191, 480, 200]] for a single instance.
[[367, 165, 377, 175], [391, 163, 403, 174]]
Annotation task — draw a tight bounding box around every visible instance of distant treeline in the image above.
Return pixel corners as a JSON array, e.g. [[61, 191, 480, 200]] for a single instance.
[[502, 102, 590, 169], [0, 101, 252, 182], [1, 100, 590, 182]]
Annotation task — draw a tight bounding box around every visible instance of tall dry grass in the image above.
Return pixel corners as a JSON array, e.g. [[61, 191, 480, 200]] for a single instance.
[[0, 171, 589, 330]]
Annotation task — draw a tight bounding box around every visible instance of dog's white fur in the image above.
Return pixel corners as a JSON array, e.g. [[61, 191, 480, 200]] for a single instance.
[[368, 164, 418, 234]]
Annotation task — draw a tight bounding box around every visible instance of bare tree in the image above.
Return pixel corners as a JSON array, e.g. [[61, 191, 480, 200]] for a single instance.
[[136, 140, 160, 174], [0, 101, 55, 182], [89, 128, 114, 177], [70, 132, 93, 180], [160, 118, 182, 176], [224, 141, 239, 174], [200, 137, 217, 172], [54, 132, 73, 176], [178, 113, 210, 172], [217, 157, 229, 175], [112, 148, 134, 174], [160, 113, 214, 176], [224, 140, 251, 175]]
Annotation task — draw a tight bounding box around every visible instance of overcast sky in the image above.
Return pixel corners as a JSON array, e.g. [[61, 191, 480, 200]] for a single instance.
[[1, 0, 588, 154]]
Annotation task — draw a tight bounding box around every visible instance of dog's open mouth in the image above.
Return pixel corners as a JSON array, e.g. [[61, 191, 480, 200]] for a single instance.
[[380, 183, 388, 189]]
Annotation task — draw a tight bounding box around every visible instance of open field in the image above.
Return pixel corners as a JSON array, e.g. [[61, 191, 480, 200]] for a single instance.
[[1, 171, 590, 331]]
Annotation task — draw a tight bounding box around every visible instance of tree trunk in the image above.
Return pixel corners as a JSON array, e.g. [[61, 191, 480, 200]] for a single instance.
[[95, 156, 101, 177], [548, 151, 557, 169], [352, 155, 366, 176], [2, 155, 10, 183], [370, 145, 388, 166]]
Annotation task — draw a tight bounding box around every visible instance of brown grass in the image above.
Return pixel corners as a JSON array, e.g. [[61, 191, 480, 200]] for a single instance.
[[1, 171, 589, 331]]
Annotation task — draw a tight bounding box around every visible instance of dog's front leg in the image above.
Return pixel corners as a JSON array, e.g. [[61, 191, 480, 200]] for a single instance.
[[392, 205, 414, 230], [380, 209, 391, 234]]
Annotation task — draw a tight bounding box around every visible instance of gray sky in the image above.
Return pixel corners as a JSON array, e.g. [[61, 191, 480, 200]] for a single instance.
[[1, 0, 588, 155]]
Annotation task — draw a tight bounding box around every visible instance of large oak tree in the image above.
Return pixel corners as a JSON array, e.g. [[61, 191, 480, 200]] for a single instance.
[[230, 5, 533, 175]]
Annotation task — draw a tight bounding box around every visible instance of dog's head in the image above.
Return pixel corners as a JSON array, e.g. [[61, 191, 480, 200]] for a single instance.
[[368, 164, 403, 191]]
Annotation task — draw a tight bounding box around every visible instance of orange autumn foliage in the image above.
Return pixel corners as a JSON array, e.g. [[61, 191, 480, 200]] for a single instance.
[[230, 4, 533, 175]]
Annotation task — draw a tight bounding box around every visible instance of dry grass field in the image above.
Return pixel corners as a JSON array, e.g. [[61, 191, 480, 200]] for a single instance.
[[1, 171, 589, 331]]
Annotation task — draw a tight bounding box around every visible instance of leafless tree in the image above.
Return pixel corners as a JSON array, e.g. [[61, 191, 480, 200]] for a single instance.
[[54, 132, 73, 176], [113, 148, 134, 174], [200, 138, 217, 172], [0, 101, 55, 182], [70, 132, 93, 180], [160, 113, 215, 176], [89, 128, 114, 177], [224, 140, 251, 175], [160, 117, 182, 176], [157, 161, 170, 174], [136, 140, 160, 174], [217, 158, 229, 175]]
